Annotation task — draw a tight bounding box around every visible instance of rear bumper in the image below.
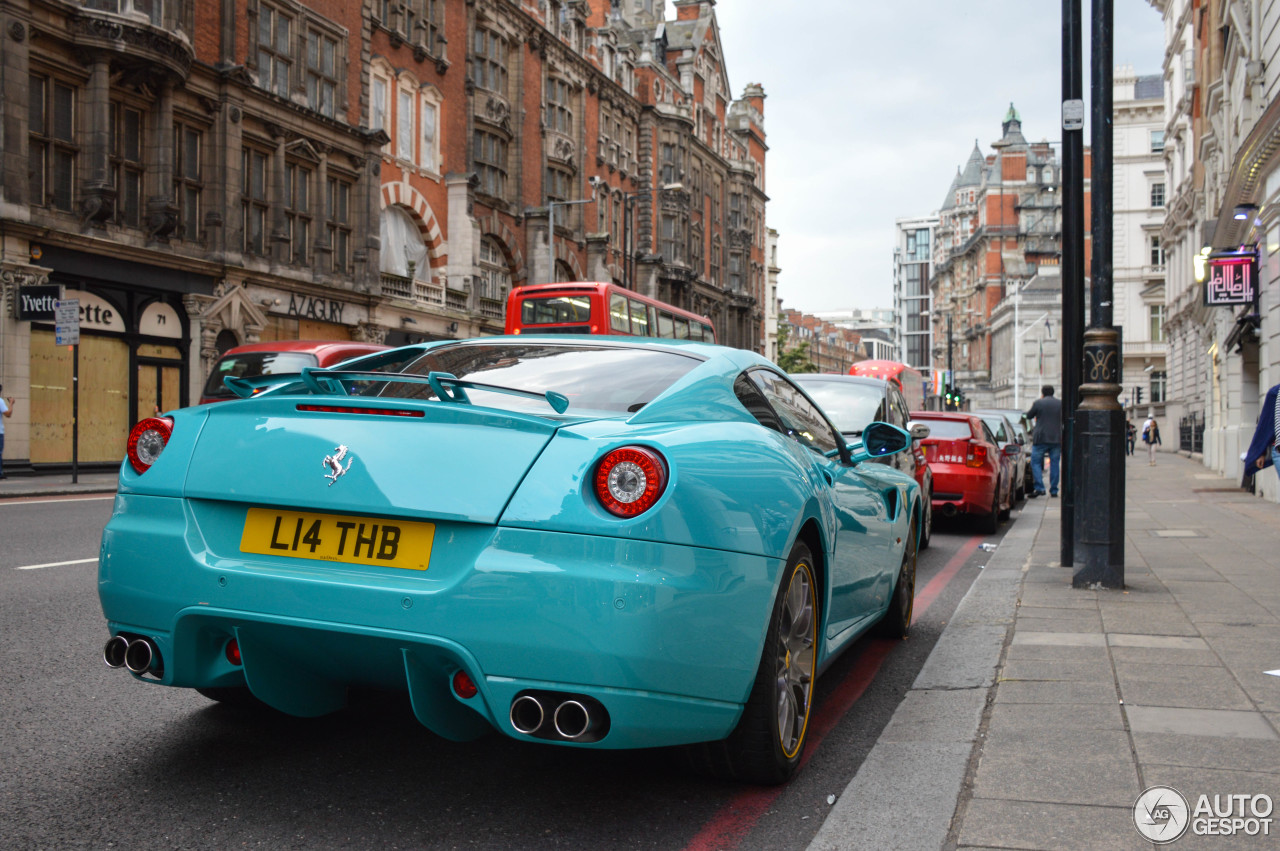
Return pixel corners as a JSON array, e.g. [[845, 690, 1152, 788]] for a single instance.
[[928, 466, 996, 514], [99, 494, 781, 748]]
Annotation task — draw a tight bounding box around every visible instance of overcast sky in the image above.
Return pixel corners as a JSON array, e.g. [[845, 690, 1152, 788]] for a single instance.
[[715, 0, 1166, 313]]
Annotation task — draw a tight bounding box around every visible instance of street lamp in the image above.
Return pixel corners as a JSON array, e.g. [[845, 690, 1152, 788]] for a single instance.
[[622, 182, 683, 290], [548, 186, 601, 283]]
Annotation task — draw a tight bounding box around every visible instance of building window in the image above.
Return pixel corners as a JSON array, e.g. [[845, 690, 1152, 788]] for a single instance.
[[29, 75, 76, 212], [478, 236, 511, 300], [545, 165, 572, 205], [729, 251, 743, 292], [173, 123, 202, 241], [612, 193, 622, 248], [1150, 182, 1165, 208], [110, 103, 145, 228], [1150, 370, 1167, 403], [257, 4, 293, 98], [474, 29, 507, 94], [660, 214, 678, 263], [474, 131, 507, 198], [728, 192, 743, 229], [1149, 304, 1166, 343], [1150, 234, 1164, 266], [327, 177, 351, 272], [661, 141, 678, 186], [397, 88, 414, 159], [547, 78, 573, 135], [372, 76, 388, 134], [242, 148, 269, 256], [285, 162, 312, 263], [306, 28, 339, 117], [1151, 130, 1165, 153], [421, 99, 438, 171]]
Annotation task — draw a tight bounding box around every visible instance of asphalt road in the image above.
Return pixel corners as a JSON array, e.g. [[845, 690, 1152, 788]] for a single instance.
[[0, 494, 1009, 850]]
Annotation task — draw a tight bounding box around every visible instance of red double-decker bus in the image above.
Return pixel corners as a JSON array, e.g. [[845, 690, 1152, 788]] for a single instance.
[[505, 282, 717, 342], [850, 360, 926, 411]]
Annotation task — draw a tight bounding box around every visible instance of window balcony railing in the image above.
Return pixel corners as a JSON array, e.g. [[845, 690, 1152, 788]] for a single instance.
[[446, 287, 468, 312], [478, 296, 504, 320]]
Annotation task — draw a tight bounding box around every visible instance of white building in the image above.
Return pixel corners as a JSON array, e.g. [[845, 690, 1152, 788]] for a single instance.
[[1113, 67, 1169, 416], [1152, 0, 1280, 502], [766, 228, 780, 362], [893, 215, 939, 378]]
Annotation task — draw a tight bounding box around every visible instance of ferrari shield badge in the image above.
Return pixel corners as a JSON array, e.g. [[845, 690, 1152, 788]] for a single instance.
[[322, 444, 353, 486]]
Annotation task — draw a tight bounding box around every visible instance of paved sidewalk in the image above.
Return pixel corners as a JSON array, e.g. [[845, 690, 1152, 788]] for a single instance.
[[811, 451, 1280, 850], [0, 470, 117, 498]]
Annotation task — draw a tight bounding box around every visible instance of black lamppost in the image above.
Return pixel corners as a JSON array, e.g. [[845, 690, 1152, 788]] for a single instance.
[[621, 182, 682, 290]]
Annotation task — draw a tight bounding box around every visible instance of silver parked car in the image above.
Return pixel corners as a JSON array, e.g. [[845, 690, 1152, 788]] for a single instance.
[[974, 410, 1028, 501]]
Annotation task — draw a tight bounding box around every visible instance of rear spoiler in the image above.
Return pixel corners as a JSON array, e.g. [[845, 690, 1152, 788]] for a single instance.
[[226, 368, 571, 414]]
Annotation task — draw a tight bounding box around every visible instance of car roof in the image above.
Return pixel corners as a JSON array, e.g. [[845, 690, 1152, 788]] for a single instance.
[[910, 411, 978, 420]]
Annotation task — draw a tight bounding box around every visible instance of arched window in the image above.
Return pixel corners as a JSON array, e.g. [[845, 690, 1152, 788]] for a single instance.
[[478, 236, 511, 300], [380, 206, 428, 279]]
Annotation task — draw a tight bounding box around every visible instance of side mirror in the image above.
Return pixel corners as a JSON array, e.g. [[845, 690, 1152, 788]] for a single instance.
[[907, 420, 931, 441], [1002, 443, 1021, 457], [849, 421, 911, 464]]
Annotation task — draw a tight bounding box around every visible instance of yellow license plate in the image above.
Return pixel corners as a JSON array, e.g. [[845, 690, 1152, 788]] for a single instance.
[[240, 508, 434, 571]]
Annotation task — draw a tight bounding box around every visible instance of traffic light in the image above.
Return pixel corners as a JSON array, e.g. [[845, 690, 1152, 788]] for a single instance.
[[1135, 386, 1143, 405]]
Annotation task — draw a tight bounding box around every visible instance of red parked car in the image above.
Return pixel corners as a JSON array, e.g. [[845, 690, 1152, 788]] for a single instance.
[[910, 411, 1018, 534], [200, 340, 391, 404]]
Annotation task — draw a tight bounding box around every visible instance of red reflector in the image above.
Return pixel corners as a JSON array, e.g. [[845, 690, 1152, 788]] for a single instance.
[[296, 404, 424, 417], [225, 639, 242, 666], [452, 669, 478, 699]]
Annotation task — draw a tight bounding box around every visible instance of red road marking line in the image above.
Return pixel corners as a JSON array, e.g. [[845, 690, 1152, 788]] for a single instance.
[[682, 534, 985, 851]]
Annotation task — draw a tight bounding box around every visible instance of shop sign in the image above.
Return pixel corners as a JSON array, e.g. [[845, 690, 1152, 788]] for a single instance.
[[140, 302, 182, 338], [285, 293, 348, 323], [16, 285, 62, 320], [1203, 251, 1258, 306], [63, 289, 126, 332]]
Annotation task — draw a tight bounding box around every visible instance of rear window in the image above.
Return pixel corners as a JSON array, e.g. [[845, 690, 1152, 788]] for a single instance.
[[371, 343, 701, 414], [203, 351, 319, 400], [520, 295, 592, 325], [794, 381, 884, 435], [915, 418, 973, 439]]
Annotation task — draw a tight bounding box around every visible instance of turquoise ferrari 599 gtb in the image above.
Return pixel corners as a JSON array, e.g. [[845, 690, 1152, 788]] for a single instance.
[[99, 337, 920, 784]]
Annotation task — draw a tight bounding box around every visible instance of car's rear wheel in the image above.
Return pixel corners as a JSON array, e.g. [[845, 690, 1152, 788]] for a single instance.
[[687, 541, 818, 785], [999, 480, 1012, 521], [876, 514, 917, 639]]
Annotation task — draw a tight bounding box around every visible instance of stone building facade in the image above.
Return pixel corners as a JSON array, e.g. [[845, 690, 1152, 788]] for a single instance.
[[0, 0, 768, 470]]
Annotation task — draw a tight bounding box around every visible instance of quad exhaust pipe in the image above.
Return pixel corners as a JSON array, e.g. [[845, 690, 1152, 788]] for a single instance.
[[103, 636, 162, 676], [509, 692, 609, 742]]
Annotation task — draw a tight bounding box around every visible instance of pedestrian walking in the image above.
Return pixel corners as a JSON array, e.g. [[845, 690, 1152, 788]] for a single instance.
[[1141, 412, 1161, 465], [1024, 385, 1062, 497], [1125, 418, 1136, 456], [0, 388, 13, 479], [1243, 381, 1280, 484]]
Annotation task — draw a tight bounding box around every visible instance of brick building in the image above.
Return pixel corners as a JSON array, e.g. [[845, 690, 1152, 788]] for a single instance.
[[930, 106, 1091, 409], [779, 308, 863, 374], [0, 0, 768, 470]]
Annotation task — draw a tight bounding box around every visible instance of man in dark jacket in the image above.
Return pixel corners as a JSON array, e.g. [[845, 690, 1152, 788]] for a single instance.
[[1025, 385, 1063, 497]]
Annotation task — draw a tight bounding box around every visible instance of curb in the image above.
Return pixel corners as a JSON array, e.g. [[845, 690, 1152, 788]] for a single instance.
[[806, 498, 1045, 851]]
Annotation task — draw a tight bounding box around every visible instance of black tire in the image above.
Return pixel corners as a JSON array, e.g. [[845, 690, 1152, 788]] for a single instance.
[[918, 489, 933, 550], [980, 491, 999, 533], [687, 541, 819, 785], [875, 514, 917, 639]]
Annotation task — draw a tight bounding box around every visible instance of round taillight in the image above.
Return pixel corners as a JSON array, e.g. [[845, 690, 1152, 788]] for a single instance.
[[452, 669, 478, 699], [594, 446, 668, 517], [127, 417, 173, 474], [225, 638, 242, 666]]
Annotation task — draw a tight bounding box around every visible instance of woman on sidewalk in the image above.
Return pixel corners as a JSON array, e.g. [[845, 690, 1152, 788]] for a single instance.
[[1142, 413, 1161, 465]]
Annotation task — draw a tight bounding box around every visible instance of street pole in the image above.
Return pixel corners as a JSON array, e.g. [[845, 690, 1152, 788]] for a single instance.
[[1061, 0, 1086, 567], [947, 313, 954, 410], [1073, 0, 1125, 588]]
